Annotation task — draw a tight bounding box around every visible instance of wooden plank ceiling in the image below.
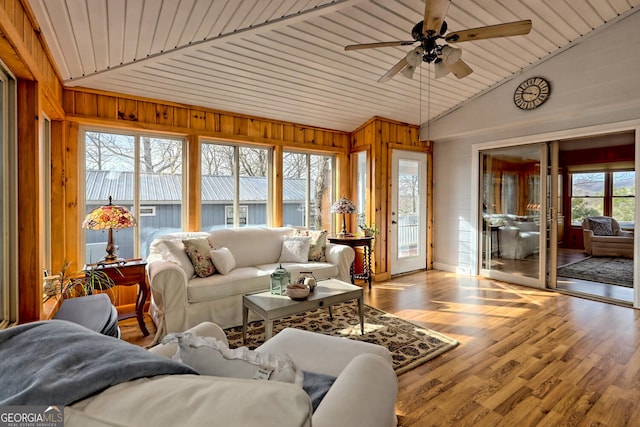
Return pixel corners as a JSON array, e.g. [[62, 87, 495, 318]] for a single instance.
[[28, 0, 640, 132]]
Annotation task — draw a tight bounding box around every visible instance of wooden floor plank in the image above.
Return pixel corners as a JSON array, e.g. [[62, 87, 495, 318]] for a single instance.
[[120, 269, 640, 426]]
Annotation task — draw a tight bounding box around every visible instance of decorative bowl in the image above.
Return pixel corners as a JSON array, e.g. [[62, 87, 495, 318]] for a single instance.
[[286, 283, 310, 300]]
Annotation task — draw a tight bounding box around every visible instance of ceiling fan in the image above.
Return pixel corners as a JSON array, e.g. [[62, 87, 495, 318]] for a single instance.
[[344, 0, 532, 82]]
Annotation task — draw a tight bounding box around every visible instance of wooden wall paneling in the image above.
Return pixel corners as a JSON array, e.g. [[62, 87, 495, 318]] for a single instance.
[[74, 91, 97, 116], [294, 126, 305, 144], [118, 98, 137, 122], [190, 109, 206, 130], [49, 120, 66, 274], [248, 118, 262, 139], [187, 134, 201, 231], [204, 111, 216, 132], [234, 117, 248, 135], [97, 95, 117, 119], [156, 104, 173, 126], [138, 101, 157, 124], [271, 123, 283, 141], [175, 106, 190, 128], [282, 124, 294, 141], [63, 121, 81, 272], [220, 114, 234, 135], [273, 144, 283, 226], [17, 79, 41, 322], [426, 141, 434, 269]]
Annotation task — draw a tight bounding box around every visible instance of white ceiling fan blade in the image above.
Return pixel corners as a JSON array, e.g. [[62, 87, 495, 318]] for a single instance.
[[445, 58, 473, 79], [423, 0, 451, 35], [378, 57, 409, 83]]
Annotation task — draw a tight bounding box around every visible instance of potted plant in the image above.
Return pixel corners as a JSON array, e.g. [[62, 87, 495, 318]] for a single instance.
[[358, 223, 379, 238], [43, 261, 119, 303]]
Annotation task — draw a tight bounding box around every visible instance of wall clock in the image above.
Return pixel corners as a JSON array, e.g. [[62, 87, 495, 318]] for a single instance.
[[513, 77, 550, 110]]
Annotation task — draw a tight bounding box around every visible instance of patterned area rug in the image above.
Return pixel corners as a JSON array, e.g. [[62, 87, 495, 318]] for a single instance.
[[225, 301, 458, 375], [557, 256, 633, 287]]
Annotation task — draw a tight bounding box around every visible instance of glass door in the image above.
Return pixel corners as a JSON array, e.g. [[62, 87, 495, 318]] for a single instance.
[[479, 144, 547, 287], [391, 150, 427, 274]]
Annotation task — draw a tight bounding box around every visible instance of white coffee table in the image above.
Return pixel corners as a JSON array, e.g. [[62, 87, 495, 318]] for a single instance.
[[242, 278, 364, 343]]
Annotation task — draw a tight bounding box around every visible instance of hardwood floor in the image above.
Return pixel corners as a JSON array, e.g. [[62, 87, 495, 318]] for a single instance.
[[121, 271, 640, 426]]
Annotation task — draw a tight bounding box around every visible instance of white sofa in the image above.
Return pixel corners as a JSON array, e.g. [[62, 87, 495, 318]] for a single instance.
[[147, 227, 355, 341], [499, 220, 540, 259], [66, 322, 398, 427]]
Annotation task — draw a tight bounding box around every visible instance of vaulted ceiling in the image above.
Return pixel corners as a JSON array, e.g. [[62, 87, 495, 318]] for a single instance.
[[28, 0, 640, 132]]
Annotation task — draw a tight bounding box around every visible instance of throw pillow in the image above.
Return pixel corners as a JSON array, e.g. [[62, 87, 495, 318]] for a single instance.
[[183, 238, 216, 278], [279, 236, 311, 263], [210, 247, 237, 275], [162, 332, 303, 386], [293, 229, 327, 262], [588, 218, 614, 236]]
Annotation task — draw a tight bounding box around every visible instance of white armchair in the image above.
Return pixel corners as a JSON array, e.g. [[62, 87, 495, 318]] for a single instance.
[[582, 216, 634, 258]]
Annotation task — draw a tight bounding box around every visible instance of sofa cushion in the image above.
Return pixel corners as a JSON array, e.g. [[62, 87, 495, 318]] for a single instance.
[[294, 229, 328, 262], [257, 263, 338, 282], [279, 236, 311, 263], [208, 227, 292, 268], [210, 247, 236, 275], [183, 238, 216, 278], [588, 218, 614, 236], [187, 267, 271, 303]]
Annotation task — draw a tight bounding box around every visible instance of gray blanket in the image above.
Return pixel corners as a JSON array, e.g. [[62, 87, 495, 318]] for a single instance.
[[0, 320, 197, 406]]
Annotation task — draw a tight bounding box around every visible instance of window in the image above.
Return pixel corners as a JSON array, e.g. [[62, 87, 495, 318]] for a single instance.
[[283, 151, 334, 230], [569, 171, 635, 226], [356, 151, 367, 224], [612, 171, 635, 227], [570, 172, 605, 225], [84, 130, 184, 260], [0, 65, 17, 326], [501, 173, 519, 215], [201, 142, 270, 229]]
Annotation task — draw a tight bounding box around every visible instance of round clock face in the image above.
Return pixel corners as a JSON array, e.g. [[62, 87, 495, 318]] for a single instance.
[[513, 77, 550, 110]]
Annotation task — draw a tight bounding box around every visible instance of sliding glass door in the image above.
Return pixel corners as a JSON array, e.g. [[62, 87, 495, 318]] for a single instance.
[[479, 144, 547, 286]]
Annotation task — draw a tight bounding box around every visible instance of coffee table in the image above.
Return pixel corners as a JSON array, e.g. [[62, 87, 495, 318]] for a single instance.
[[242, 278, 364, 343]]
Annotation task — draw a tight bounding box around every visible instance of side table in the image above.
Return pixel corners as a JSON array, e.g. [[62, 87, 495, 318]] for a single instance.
[[84, 259, 150, 336], [327, 235, 374, 289]]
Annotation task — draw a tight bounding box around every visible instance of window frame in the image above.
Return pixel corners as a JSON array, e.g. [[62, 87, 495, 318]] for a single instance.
[[569, 170, 635, 226], [81, 126, 187, 262]]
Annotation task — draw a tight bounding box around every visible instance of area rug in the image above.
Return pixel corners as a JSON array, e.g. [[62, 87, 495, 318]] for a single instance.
[[224, 301, 458, 375], [557, 256, 633, 287]]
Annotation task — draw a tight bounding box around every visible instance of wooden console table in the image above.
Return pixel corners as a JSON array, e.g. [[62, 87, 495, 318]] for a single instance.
[[327, 235, 374, 289], [84, 259, 149, 336]]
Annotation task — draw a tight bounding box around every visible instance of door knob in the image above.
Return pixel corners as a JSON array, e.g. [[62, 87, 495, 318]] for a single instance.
[[392, 220, 397, 224]]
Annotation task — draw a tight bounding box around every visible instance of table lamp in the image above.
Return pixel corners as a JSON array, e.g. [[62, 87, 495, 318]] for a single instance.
[[330, 196, 356, 237], [82, 196, 137, 264]]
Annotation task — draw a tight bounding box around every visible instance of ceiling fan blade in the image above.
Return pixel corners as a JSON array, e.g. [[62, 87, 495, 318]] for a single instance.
[[345, 41, 415, 51], [423, 0, 451, 35], [378, 57, 409, 83], [445, 20, 532, 43], [445, 58, 473, 79]]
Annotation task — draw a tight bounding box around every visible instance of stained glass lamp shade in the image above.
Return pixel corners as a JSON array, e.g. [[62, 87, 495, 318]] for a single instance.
[[82, 196, 137, 264], [330, 196, 356, 236]]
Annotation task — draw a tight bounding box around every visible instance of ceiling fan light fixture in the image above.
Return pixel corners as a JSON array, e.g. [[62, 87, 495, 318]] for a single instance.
[[405, 47, 424, 67], [441, 45, 462, 65], [401, 65, 416, 79], [434, 59, 449, 78]]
